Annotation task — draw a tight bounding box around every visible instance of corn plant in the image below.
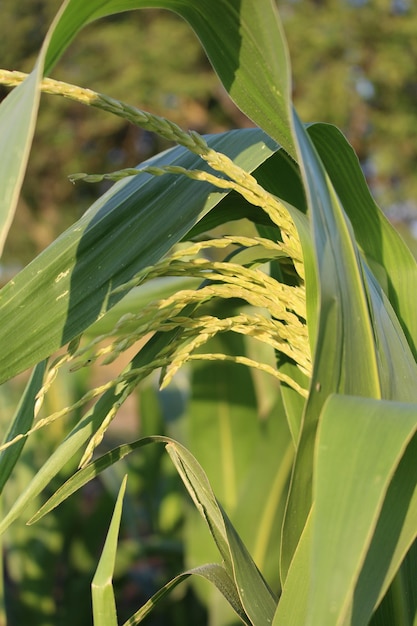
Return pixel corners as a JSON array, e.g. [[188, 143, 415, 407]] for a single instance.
[[0, 1, 417, 625]]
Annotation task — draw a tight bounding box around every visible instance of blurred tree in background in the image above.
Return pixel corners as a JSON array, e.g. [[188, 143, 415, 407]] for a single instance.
[[277, 0, 417, 237], [1, 0, 416, 269]]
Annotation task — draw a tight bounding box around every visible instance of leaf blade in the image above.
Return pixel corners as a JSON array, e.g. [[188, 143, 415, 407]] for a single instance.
[[92, 475, 127, 626], [0, 129, 278, 384]]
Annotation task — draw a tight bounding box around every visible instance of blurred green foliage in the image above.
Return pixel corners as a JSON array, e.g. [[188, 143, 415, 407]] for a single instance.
[[0, 369, 206, 625]]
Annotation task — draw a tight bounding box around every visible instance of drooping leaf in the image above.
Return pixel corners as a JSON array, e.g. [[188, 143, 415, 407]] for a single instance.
[[30, 433, 276, 623], [44, 0, 294, 157], [166, 441, 277, 625], [122, 563, 251, 626]]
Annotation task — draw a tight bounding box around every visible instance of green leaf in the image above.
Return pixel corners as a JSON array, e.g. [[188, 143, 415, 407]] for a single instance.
[[122, 564, 251, 626], [281, 112, 417, 579], [166, 441, 278, 625], [30, 434, 277, 624], [0, 1, 70, 256], [308, 122, 417, 360], [0, 361, 47, 494], [43, 0, 294, 157], [92, 475, 127, 626], [0, 129, 278, 385], [308, 395, 417, 626]]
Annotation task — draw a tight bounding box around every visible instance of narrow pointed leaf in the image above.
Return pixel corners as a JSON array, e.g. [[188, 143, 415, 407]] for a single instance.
[[0, 0, 70, 255], [92, 475, 127, 626], [0, 361, 47, 493]]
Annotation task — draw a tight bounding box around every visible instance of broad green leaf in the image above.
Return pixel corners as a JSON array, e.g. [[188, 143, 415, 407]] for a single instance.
[[308, 122, 417, 360], [0, 129, 278, 385], [307, 395, 417, 626], [281, 112, 381, 577], [43, 0, 294, 157], [92, 475, 127, 626], [281, 112, 417, 578], [347, 427, 417, 626], [0, 1, 70, 256], [0, 361, 46, 494]]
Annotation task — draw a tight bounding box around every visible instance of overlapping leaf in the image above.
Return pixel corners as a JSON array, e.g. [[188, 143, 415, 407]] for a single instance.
[[29, 435, 276, 625], [0, 129, 279, 385], [279, 111, 417, 623]]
